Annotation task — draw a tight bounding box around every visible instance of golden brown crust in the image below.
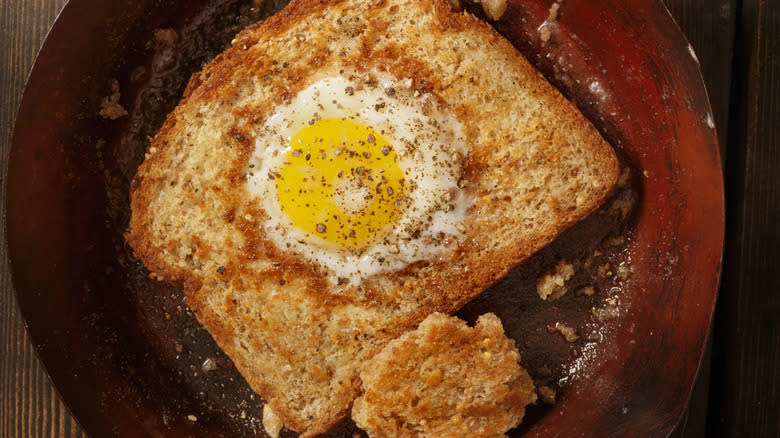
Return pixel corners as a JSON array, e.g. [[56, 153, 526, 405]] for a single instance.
[[352, 313, 537, 438], [125, 0, 619, 435]]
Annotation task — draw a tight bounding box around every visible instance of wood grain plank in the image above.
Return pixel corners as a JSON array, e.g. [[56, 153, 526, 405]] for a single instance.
[[1, 1, 83, 437], [711, 0, 780, 436], [662, 1, 736, 436], [665, 0, 738, 157]]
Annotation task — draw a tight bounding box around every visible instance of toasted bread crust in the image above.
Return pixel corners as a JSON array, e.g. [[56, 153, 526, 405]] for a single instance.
[[126, 0, 619, 435]]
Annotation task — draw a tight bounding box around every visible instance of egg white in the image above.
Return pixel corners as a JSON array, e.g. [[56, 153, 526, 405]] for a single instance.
[[246, 71, 472, 284]]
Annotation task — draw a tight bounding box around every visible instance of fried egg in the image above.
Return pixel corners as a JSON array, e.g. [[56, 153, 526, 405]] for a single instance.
[[247, 71, 472, 282]]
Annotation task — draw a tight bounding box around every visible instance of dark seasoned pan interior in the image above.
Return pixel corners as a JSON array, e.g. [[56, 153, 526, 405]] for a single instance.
[[6, 0, 723, 436]]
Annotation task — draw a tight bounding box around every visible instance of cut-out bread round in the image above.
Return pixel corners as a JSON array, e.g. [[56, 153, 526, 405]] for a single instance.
[[352, 312, 537, 438]]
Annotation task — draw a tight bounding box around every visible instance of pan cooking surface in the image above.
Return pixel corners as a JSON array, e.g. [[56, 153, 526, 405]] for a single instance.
[[6, 0, 723, 436]]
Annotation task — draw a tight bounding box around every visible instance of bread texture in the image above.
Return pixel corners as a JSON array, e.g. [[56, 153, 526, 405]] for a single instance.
[[352, 312, 537, 437], [125, 0, 619, 435]]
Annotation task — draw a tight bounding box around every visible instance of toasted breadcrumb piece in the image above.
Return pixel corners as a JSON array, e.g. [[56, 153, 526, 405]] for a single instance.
[[473, 0, 507, 20], [352, 313, 536, 438], [537, 385, 557, 404], [550, 322, 580, 342], [263, 404, 283, 438], [99, 79, 128, 120], [537, 260, 575, 300]]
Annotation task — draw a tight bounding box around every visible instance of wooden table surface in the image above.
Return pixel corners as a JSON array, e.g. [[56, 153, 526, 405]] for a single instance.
[[1, 0, 777, 436]]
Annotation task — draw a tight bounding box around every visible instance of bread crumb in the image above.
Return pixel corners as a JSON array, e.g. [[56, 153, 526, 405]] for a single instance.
[[616, 263, 632, 281], [538, 385, 557, 404], [592, 302, 620, 322], [537, 260, 575, 300], [201, 358, 217, 372], [99, 79, 128, 120], [538, 1, 563, 44], [540, 26, 552, 43], [473, 0, 507, 20], [552, 322, 580, 342], [263, 404, 283, 438], [576, 286, 595, 296], [186, 414, 198, 422], [548, 2, 561, 21]]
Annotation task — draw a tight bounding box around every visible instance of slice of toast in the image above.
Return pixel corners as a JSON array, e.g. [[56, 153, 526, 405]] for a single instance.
[[352, 312, 537, 438], [125, 0, 619, 435]]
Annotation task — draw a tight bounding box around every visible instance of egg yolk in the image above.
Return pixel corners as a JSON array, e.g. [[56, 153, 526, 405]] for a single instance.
[[275, 118, 406, 249]]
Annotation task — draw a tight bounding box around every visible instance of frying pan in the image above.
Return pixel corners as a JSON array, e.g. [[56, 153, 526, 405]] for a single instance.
[[6, 0, 724, 436]]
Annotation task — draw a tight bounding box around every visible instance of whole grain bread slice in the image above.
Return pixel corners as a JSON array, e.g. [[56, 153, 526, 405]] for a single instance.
[[125, 0, 619, 435]]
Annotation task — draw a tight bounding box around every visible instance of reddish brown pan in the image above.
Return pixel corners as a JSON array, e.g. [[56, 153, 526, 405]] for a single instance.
[[6, 0, 723, 436]]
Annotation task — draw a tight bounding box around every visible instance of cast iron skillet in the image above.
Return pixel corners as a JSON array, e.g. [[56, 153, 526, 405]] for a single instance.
[[6, 0, 724, 436]]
